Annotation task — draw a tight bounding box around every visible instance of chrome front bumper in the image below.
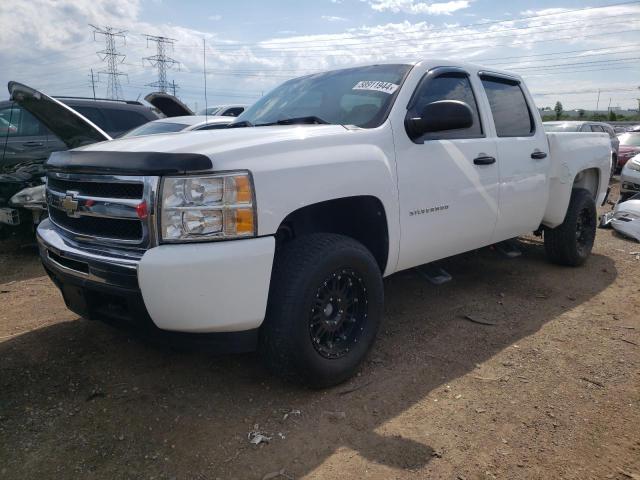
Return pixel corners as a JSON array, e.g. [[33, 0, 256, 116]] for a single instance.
[[37, 218, 141, 289]]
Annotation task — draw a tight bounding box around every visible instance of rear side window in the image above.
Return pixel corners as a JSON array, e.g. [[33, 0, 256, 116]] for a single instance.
[[407, 73, 483, 141], [480, 76, 534, 137], [590, 125, 604, 133], [102, 109, 151, 133], [73, 106, 109, 131]]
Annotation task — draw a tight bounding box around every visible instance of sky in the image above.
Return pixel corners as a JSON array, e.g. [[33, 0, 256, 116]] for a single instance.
[[1, 0, 639, 112]]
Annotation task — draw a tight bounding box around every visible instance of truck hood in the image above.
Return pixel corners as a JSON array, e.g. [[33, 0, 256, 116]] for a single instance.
[[78, 124, 350, 154], [8, 81, 112, 148], [47, 124, 356, 175]]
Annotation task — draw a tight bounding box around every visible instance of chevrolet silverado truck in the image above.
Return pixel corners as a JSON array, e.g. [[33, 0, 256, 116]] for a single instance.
[[12, 61, 612, 387]]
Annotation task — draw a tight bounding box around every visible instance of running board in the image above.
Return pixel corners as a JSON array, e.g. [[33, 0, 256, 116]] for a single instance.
[[494, 240, 522, 258], [415, 264, 452, 285]]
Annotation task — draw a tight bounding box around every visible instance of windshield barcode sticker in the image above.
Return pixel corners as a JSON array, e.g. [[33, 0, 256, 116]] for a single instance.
[[352, 81, 399, 94]]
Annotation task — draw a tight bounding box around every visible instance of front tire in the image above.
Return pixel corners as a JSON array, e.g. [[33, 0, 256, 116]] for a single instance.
[[544, 188, 597, 266], [260, 233, 384, 388]]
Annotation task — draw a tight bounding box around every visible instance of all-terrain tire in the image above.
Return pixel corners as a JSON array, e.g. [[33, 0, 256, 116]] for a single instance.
[[544, 188, 597, 267], [260, 233, 384, 388]]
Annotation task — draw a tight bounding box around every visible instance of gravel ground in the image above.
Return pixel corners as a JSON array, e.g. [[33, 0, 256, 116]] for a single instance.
[[0, 183, 638, 480]]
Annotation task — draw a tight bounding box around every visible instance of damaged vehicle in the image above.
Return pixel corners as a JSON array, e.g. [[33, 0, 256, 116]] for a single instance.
[[611, 193, 640, 242], [13, 61, 612, 387], [0, 91, 161, 234], [123, 115, 233, 137], [620, 153, 640, 202]]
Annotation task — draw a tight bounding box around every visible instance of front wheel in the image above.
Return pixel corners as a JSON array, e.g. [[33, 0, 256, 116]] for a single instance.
[[260, 233, 384, 388], [544, 188, 597, 266]]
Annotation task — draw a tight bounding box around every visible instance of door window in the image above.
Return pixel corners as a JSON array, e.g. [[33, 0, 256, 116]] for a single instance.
[[480, 76, 535, 137], [0, 106, 44, 137], [406, 72, 483, 141], [590, 125, 605, 133]]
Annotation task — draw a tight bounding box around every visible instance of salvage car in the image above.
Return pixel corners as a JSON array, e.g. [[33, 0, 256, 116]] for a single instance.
[[13, 61, 612, 387], [197, 104, 247, 117], [123, 115, 233, 137], [620, 153, 640, 202], [618, 131, 640, 171], [0, 95, 161, 234]]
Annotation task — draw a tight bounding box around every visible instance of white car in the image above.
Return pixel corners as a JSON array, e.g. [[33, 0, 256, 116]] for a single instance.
[[620, 153, 640, 202], [123, 115, 233, 137], [13, 60, 612, 387], [197, 105, 247, 117]]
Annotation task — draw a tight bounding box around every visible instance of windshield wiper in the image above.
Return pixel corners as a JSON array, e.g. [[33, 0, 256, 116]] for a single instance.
[[256, 116, 330, 126], [227, 120, 253, 128]]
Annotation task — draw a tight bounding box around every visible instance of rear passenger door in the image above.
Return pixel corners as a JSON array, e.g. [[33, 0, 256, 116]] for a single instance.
[[479, 74, 550, 242]]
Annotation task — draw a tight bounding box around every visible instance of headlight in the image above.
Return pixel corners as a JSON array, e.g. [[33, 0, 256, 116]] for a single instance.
[[160, 172, 255, 242], [9, 184, 46, 209]]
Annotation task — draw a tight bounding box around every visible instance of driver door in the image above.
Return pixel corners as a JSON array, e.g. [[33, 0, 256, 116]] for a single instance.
[[394, 68, 500, 271]]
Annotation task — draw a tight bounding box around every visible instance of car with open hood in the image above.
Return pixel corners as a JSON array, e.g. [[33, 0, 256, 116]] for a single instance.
[[0, 85, 199, 234]]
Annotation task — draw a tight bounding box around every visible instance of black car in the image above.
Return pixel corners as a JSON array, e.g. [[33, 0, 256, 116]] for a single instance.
[[0, 94, 161, 234]]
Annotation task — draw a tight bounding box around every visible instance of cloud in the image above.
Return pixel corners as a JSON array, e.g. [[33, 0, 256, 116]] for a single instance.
[[321, 15, 348, 22], [0, 0, 638, 110], [208, 14, 222, 21], [367, 0, 471, 15]]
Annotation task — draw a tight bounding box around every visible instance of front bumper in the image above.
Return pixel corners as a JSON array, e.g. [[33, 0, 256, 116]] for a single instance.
[[38, 219, 276, 341]]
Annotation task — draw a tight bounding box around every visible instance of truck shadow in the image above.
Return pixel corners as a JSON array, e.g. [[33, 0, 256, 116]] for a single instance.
[[0, 238, 618, 478]]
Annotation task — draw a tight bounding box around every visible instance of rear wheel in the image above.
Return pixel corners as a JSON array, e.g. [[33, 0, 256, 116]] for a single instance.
[[544, 188, 596, 266], [260, 233, 383, 388]]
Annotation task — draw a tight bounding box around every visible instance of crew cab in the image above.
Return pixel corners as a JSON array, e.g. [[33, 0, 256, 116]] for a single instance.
[[13, 61, 612, 387]]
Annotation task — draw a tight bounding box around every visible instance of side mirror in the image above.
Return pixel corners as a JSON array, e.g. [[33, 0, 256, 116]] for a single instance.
[[405, 100, 473, 140]]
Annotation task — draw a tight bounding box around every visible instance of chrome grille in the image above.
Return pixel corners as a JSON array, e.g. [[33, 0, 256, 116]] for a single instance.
[[46, 173, 159, 250]]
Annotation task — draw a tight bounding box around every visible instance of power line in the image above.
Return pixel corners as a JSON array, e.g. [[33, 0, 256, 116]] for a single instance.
[[142, 34, 180, 93], [90, 25, 128, 100]]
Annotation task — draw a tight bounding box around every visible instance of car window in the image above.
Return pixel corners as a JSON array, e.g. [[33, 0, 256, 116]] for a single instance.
[[0, 106, 44, 137], [102, 109, 151, 133], [590, 125, 604, 133], [480, 76, 534, 137], [123, 121, 189, 137], [222, 107, 244, 117], [580, 124, 591, 132], [406, 72, 483, 141]]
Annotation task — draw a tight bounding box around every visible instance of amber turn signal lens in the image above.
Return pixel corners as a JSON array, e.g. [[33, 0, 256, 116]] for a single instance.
[[234, 175, 252, 203], [235, 208, 254, 234]]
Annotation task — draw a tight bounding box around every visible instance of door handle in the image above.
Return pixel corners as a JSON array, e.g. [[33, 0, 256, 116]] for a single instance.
[[22, 141, 44, 147], [531, 151, 547, 160], [473, 155, 496, 165]]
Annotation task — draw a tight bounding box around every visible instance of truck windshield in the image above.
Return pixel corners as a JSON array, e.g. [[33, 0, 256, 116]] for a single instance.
[[233, 64, 412, 129]]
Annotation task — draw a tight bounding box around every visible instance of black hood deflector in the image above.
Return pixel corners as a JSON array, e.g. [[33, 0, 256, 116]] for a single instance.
[[46, 150, 213, 176]]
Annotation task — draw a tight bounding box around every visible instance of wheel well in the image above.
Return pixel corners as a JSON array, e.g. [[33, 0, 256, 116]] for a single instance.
[[275, 196, 389, 272], [572, 168, 599, 200]]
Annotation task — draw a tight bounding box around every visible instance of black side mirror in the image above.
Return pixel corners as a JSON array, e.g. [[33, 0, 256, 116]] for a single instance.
[[405, 100, 473, 140]]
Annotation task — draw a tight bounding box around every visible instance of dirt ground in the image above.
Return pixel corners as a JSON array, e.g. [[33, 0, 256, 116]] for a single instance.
[[0, 183, 638, 480]]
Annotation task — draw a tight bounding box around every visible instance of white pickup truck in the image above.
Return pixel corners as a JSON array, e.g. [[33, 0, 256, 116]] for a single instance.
[[12, 60, 611, 387]]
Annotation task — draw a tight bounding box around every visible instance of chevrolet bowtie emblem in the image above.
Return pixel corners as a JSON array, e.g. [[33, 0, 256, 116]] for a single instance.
[[61, 192, 79, 217]]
